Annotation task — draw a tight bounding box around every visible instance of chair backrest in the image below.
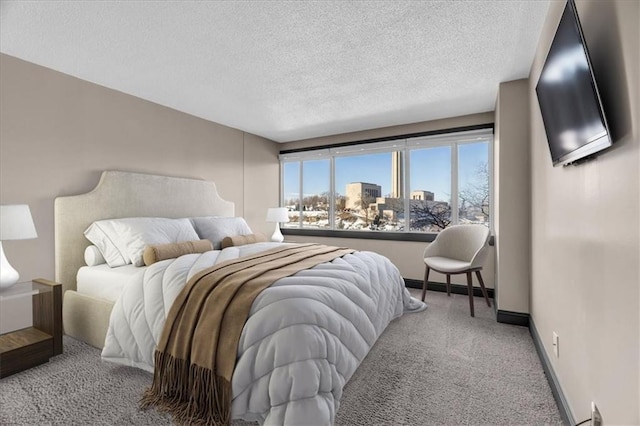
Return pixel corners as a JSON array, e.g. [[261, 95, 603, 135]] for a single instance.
[[430, 225, 490, 265]]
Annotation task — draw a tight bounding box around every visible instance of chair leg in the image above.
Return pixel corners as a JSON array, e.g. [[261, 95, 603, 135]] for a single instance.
[[466, 271, 474, 317], [475, 270, 491, 307], [446, 274, 451, 297], [421, 266, 430, 302]]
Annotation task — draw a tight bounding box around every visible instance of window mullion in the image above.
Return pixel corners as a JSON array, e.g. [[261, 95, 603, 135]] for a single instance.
[[451, 143, 459, 225], [279, 162, 284, 207], [404, 148, 410, 233], [299, 161, 304, 228], [329, 156, 335, 230]]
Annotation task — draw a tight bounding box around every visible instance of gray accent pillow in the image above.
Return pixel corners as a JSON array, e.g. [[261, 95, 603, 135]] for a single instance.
[[191, 217, 253, 250]]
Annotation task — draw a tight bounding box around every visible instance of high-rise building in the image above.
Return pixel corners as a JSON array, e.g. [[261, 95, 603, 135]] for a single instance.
[[391, 151, 403, 198]]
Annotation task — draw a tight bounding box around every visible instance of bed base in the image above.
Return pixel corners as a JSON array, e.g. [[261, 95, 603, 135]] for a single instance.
[[63, 291, 114, 349]]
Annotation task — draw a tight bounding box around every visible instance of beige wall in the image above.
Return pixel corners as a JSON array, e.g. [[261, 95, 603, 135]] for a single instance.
[[0, 54, 279, 286], [529, 0, 639, 423], [494, 79, 530, 313], [242, 132, 281, 234], [281, 112, 497, 288], [285, 235, 495, 289]]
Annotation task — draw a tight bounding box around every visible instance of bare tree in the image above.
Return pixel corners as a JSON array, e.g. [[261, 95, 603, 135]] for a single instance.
[[373, 197, 403, 228], [355, 193, 376, 225], [383, 198, 404, 216], [319, 191, 330, 210], [410, 200, 451, 231], [284, 198, 300, 211], [301, 192, 330, 215], [335, 194, 346, 212], [459, 162, 489, 221]]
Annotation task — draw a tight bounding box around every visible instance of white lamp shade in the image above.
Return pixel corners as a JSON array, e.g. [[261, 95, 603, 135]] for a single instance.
[[266, 207, 290, 223], [0, 204, 38, 240]]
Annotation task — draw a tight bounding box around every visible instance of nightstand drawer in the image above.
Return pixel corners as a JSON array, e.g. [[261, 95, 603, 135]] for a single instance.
[[0, 279, 62, 378], [0, 328, 53, 377]]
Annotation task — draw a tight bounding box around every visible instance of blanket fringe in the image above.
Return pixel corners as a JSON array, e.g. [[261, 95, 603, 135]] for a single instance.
[[140, 350, 231, 425]]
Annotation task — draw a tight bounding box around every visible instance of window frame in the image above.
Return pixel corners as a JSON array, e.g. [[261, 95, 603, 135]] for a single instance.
[[279, 124, 494, 241]]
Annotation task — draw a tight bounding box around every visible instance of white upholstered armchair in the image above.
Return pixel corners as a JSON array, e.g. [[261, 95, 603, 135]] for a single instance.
[[421, 224, 491, 317]]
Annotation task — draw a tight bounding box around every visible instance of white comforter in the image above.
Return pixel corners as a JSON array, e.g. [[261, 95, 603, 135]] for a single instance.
[[102, 242, 421, 425]]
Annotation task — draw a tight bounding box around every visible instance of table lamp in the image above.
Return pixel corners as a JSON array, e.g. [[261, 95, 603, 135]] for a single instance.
[[0, 204, 38, 290], [265, 207, 290, 243]]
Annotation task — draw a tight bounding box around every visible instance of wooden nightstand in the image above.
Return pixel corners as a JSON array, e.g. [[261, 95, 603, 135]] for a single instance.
[[0, 279, 62, 378]]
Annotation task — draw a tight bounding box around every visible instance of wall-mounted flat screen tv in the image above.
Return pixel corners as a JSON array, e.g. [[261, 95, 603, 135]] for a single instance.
[[535, 0, 611, 167]]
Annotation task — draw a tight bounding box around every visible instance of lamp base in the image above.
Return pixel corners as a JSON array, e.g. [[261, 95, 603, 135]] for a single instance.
[[270, 223, 284, 243], [0, 241, 20, 290]]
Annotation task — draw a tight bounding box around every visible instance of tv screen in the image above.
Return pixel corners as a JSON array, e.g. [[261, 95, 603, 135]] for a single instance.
[[535, 0, 611, 166]]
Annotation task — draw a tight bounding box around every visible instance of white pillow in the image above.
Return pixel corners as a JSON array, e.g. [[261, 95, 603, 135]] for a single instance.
[[84, 245, 107, 266], [115, 218, 200, 267], [84, 221, 130, 267], [191, 217, 252, 250], [84, 217, 199, 267]]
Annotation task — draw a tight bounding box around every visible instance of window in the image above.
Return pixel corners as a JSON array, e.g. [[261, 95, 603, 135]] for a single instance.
[[280, 127, 492, 236], [409, 145, 452, 232], [302, 159, 330, 228], [335, 152, 399, 231], [458, 141, 490, 226]]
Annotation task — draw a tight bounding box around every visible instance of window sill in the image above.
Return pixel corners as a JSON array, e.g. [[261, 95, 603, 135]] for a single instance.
[[282, 228, 495, 245]]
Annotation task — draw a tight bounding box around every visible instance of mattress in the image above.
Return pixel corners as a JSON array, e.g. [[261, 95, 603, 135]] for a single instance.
[[77, 264, 145, 302]]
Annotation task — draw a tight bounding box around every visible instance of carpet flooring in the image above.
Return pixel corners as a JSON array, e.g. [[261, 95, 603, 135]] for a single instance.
[[0, 289, 562, 425]]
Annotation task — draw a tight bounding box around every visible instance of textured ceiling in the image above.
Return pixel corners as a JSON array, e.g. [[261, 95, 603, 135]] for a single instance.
[[0, 1, 550, 142]]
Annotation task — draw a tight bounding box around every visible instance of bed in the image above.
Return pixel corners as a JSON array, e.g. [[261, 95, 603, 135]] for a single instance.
[[56, 171, 235, 350], [55, 170, 424, 425]]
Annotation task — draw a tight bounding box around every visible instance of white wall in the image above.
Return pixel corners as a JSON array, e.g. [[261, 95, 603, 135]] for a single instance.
[[529, 0, 639, 423]]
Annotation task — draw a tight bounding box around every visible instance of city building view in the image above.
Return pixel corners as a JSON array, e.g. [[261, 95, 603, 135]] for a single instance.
[[282, 143, 490, 233]]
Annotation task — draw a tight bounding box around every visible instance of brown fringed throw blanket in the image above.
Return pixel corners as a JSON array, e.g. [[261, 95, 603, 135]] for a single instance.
[[140, 243, 354, 425]]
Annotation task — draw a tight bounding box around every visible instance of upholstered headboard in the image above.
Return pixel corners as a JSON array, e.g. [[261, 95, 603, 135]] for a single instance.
[[54, 171, 235, 294]]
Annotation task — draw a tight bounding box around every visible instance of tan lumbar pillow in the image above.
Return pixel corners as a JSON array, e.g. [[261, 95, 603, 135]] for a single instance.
[[221, 233, 268, 249], [143, 239, 213, 266]]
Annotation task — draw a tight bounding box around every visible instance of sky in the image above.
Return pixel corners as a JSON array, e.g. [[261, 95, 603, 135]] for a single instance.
[[283, 142, 488, 204]]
